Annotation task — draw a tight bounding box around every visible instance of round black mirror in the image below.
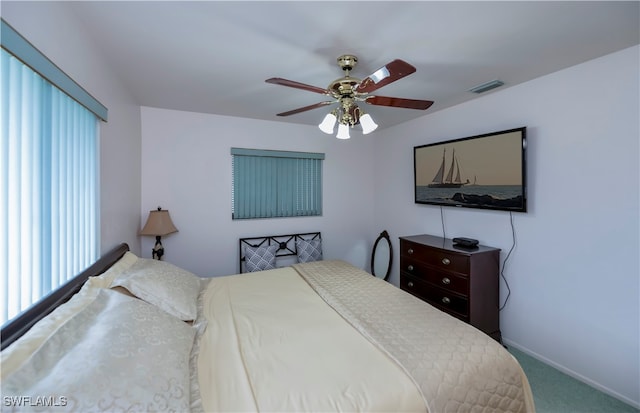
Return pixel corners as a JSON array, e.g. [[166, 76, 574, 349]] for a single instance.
[[371, 230, 392, 281]]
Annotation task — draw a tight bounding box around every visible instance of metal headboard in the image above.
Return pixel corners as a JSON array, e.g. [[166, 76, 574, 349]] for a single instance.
[[239, 232, 321, 273]]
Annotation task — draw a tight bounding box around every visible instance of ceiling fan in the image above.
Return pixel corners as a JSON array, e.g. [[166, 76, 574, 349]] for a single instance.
[[266, 55, 434, 139]]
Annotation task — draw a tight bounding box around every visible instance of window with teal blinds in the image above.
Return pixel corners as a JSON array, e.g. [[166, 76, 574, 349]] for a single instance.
[[1, 20, 103, 326], [231, 148, 325, 219]]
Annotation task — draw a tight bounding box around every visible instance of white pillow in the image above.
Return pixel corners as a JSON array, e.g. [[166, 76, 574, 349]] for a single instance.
[[1, 252, 138, 378], [111, 258, 201, 321], [87, 251, 139, 288], [1, 289, 196, 412]]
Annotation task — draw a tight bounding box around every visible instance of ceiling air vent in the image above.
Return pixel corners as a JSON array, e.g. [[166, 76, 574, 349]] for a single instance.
[[469, 79, 504, 94]]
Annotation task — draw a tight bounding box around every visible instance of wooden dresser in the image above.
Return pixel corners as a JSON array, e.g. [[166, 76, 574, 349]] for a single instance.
[[399, 234, 502, 341]]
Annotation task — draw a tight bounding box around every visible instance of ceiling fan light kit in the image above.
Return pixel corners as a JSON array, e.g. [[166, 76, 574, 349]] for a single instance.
[[266, 54, 434, 139]]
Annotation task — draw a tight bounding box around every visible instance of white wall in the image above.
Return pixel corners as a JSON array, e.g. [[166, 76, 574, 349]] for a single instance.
[[1, 2, 143, 255], [140, 108, 375, 276], [373, 46, 640, 407]]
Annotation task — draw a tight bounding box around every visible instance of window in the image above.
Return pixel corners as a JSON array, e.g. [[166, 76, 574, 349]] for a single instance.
[[231, 148, 324, 219], [1, 20, 107, 326]]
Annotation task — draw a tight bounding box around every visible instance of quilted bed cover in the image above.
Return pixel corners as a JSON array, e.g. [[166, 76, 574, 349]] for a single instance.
[[197, 260, 535, 412]]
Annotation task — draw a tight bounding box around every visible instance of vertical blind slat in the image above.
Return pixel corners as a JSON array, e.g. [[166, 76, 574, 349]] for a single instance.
[[0, 51, 10, 322]]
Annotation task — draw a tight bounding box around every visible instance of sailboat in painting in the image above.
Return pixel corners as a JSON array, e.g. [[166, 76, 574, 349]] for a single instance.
[[428, 148, 469, 188]]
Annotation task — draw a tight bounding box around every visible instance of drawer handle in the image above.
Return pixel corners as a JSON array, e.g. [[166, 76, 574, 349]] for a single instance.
[[442, 297, 451, 305], [407, 281, 414, 288], [441, 258, 451, 265], [407, 265, 414, 271], [442, 277, 451, 285], [408, 248, 414, 255]]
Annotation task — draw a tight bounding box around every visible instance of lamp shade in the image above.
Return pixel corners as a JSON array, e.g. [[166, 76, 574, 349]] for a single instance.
[[360, 113, 378, 134], [318, 113, 337, 134], [336, 123, 350, 139], [140, 208, 178, 236]]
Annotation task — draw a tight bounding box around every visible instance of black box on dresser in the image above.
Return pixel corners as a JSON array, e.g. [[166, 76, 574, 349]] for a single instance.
[[399, 234, 502, 342]]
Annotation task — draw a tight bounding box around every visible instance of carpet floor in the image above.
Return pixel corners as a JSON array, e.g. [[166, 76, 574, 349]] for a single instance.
[[508, 347, 639, 413]]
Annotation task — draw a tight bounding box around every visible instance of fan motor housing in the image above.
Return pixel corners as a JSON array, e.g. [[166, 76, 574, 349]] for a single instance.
[[328, 77, 360, 98], [328, 55, 361, 98]]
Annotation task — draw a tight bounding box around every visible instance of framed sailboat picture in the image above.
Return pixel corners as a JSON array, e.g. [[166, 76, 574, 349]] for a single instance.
[[414, 127, 527, 212]]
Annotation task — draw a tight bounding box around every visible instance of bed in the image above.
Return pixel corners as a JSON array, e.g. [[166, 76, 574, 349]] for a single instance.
[[1, 237, 535, 412]]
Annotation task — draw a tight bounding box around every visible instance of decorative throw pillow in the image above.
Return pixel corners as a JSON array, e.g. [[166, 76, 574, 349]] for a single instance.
[[244, 245, 278, 272], [110, 258, 201, 321], [296, 239, 323, 263]]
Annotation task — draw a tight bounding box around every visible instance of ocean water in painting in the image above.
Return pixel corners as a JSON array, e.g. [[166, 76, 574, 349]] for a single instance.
[[416, 185, 523, 207]]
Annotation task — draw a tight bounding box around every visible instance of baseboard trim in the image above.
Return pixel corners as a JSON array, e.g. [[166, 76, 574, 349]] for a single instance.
[[503, 339, 640, 410]]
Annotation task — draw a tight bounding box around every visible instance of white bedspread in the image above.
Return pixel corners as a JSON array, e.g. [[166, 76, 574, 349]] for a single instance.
[[197, 266, 425, 412]]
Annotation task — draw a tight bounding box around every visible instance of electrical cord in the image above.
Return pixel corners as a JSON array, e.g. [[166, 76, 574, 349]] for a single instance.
[[499, 211, 515, 311], [440, 205, 513, 310]]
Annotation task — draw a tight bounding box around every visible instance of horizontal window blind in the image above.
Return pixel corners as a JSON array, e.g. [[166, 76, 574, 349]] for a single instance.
[[231, 148, 324, 219]]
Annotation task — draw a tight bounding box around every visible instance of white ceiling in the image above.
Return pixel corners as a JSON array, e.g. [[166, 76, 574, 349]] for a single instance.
[[63, 1, 639, 131]]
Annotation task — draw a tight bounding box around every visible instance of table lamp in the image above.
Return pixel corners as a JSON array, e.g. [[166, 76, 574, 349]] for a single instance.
[[139, 207, 178, 260]]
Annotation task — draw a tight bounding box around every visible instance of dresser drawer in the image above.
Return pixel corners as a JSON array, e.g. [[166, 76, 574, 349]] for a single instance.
[[400, 274, 469, 318], [401, 257, 469, 296], [400, 239, 469, 274]]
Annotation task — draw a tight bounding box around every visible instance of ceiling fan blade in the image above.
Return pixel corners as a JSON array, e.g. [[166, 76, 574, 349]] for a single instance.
[[365, 96, 434, 110], [276, 101, 335, 117], [266, 78, 329, 95], [355, 59, 417, 94]]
